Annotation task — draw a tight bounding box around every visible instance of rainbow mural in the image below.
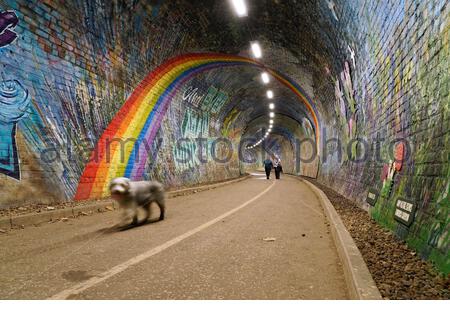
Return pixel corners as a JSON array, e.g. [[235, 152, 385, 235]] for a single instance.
[[75, 53, 321, 200]]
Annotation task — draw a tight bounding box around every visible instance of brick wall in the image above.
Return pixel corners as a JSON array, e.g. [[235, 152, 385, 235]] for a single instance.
[[317, 0, 449, 273]]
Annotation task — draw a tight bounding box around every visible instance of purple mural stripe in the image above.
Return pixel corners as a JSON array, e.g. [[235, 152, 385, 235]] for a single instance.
[[0, 10, 19, 47]]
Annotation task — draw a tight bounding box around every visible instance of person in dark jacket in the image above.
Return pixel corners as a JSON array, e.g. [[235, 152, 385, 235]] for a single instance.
[[263, 157, 273, 179]]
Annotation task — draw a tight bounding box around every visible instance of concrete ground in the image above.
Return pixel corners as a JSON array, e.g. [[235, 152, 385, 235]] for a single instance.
[[0, 174, 348, 299]]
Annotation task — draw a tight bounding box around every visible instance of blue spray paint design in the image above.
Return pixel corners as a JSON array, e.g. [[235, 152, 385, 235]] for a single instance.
[[0, 80, 31, 179]]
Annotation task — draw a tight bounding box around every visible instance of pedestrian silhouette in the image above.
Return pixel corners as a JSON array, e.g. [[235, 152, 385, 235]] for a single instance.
[[263, 157, 273, 179]]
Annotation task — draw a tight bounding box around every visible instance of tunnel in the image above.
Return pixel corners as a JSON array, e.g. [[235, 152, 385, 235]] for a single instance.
[[0, 0, 448, 300]]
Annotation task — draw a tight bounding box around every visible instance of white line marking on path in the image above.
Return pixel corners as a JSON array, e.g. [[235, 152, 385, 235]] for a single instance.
[[49, 181, 275, 299]]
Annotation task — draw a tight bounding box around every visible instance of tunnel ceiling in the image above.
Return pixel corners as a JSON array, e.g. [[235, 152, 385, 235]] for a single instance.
[[177, 0, 354, 132], [186, 0, 347, 110], [138, 0, 353, 139], [180, 0, 351, 74], [243, 114, 308, 143], [74, 0, 354, 131], [193, 66, 313, 130]]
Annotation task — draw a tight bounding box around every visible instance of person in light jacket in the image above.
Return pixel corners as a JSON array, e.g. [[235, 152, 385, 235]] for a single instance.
[[274, 158, 283, 179]]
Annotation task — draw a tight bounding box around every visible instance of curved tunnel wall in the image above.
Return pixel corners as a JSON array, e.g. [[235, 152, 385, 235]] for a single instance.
[[316, 0, 449, 274], [75, 53, 320, 200], [0, 0, 448, 273]]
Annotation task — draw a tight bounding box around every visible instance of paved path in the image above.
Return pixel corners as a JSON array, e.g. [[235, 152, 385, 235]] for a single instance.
[[0, 174, 348, 299]]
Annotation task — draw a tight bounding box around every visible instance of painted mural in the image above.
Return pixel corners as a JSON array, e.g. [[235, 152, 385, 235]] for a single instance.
[[74, 53, 321, 200], [0, 0, 447, 274], [0, 10, 26, 180], [0, 10, 18, 47], [321, 0, 449, 273], [333, 60, 360, 161], [172, 83, 229, 173], [0, 80, 31, 179]]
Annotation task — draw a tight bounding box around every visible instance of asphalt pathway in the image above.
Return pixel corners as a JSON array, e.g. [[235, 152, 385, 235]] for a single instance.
[[0, 173, 348, 299]]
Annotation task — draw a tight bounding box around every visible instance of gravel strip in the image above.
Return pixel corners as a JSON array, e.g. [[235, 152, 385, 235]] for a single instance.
[[307, 178, 449, 300], [0, 199, 108, 218]]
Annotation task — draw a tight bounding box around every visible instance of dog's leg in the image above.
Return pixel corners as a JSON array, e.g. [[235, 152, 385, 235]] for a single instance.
[[131, 205, 139, 225], [144, 201, 152, 222], [119, 207, 132, 226], [157, 200, 165, 221], [125, 203, 138, 226]]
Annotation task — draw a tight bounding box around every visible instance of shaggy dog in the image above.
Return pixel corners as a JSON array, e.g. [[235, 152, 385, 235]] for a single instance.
[[109, 177, 166, 226]]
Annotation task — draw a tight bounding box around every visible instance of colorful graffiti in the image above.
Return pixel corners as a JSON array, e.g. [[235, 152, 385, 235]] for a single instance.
[[0, 10, 18, 47], [74, 53, 321, 200], [222, 108, 241, 138], [181, 108, 210, 138], [173, 83, 230, 171], [0, 11, 30, 180], [333, 60, 360, 159], [322, 0, 450, 273], [173, 107, 210, 171], [302, 118, 314, 138], [0, 80, 31, 179], [203, 86, 228, 113], [379, 141, 405, 198], [182, 85, 228, 114]]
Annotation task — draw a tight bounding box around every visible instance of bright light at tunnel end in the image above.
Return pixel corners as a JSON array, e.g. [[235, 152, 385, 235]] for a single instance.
[[251, 42, 262, 58], [231, 0, 248, 17]]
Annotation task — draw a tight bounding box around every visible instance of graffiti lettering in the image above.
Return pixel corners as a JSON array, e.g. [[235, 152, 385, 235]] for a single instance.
[[181, 108, 209, 138], [201, 86, 217, 110], [182, 86, 205, 108], [182, 86, 229, 113]]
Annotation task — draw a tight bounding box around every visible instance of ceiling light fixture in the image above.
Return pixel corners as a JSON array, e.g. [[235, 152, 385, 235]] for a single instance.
[[266, 90, 273, 99], [261, 72, 270, 84], [231, 0, 248, 17], [269, 112, 275, 118], [251, 42, 262, 58], [269, 103, 275, 110]]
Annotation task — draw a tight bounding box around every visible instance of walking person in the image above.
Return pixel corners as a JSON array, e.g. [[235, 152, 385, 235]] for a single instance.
[[263, 157, 273, 179], [274, 158, 283, 179]]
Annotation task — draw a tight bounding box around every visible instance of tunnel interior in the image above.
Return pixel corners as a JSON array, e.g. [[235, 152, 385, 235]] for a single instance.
[[0, 0, 448, 273]]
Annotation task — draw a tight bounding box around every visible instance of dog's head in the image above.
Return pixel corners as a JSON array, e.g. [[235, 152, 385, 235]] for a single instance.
[[109, 177, 131, 200]]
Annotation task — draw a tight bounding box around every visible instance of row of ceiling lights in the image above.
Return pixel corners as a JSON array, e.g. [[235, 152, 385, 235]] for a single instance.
[[231, 0, 276, 150]]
